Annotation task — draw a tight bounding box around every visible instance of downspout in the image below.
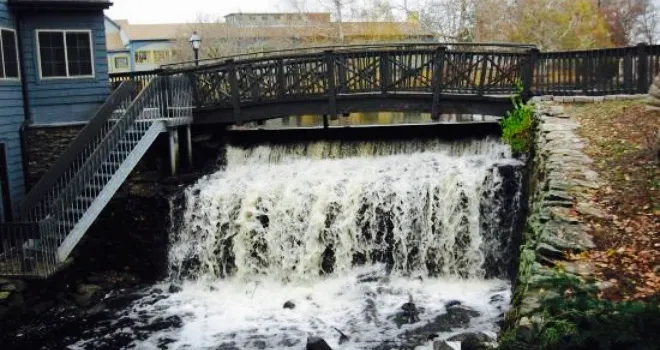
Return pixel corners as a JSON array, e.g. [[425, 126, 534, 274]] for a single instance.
[[16, 12, 34, 197]]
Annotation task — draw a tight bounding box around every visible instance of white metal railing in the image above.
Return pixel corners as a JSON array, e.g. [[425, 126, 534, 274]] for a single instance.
[[0, 74, 193, 277]]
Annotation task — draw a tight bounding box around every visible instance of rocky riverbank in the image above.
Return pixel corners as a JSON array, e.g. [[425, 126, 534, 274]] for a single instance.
[[500, 102, 603, 346], [0, 169, 205, 348]]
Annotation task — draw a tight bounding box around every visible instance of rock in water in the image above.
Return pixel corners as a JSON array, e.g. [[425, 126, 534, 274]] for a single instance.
[[333, 327, 350, 344], [445, 300, 462, 308], [447, 332, 493, 350], [433, 340, 460, 350], [306, 337, 333, 350], [401, 294, 419, 323], [283, 300, 295, 309], [74, 284, 102, 307], [168, 284, 182, 293]]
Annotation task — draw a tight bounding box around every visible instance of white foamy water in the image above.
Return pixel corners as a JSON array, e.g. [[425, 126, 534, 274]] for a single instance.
[[72, 138, 521, 350], [79, 266, 509, 350], [169, 138, 521, 281]]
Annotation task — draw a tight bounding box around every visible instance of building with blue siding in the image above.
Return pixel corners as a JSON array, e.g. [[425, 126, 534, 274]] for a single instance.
[[0, 0, 111, 221]]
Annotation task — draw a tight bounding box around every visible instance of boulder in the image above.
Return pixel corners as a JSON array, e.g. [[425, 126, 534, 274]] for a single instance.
[[433, 340, 460, 350], [0, 291, 11, 303], [430, 305, 481, 332], [168, 284, 182, 293], [74, 284, 102, 307], [447, 332, 493, 350], [445, 300, 462, 308], [306, 337, 333, 350], [648, 75, 660, 108], [333, 327, 350, 344], [283, 300, 295, 309]]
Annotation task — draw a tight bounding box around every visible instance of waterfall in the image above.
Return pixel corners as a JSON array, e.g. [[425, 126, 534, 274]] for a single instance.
[[169, 138, 522, 282], [71, 137, 523, 350]]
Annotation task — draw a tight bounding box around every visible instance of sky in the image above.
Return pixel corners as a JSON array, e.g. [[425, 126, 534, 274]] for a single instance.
[[105, 0, 306, 23], [106, 0, 660, 25]]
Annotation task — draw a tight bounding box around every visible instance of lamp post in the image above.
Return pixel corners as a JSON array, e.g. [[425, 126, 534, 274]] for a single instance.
[[189, 31, 201, 66]]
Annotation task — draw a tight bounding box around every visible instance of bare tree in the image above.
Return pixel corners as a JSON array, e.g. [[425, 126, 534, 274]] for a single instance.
[[406, 0, 476, 42], [599, 0, 654, 45], [634, 0, 659, 43], [172, 13, 308, 62]]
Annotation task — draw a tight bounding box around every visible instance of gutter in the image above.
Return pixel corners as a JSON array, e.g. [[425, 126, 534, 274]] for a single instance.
[[16, 12, 33, 195]]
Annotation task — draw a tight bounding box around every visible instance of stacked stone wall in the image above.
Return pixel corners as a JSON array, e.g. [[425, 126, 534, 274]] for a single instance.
[[505, 103, 605, 340]]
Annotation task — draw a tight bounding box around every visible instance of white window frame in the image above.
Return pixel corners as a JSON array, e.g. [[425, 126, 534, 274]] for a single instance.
[[134, 50, 150, 64], [113, 55, 129, 69], [36, 29, 95, 80], [0, 27, 20, 81]]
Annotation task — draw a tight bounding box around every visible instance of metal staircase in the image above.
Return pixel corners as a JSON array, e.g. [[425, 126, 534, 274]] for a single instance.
[[0, 74, 193, 277]]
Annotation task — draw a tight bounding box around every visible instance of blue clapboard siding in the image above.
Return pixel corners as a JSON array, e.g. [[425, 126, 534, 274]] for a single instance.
[[21, 12, 110, 125], [0, 0, 25, 219]]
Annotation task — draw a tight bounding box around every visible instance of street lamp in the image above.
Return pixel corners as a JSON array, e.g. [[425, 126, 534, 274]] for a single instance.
[[189, 31, 201, 66]]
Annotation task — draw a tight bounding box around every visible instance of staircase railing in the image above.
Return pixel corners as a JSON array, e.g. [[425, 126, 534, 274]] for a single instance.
[[1, 73, 193, 277], [19, 82, 138, 221]]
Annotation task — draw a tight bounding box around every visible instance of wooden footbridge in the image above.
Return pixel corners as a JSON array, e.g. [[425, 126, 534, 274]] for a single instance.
[[1, 42, 659, 277]]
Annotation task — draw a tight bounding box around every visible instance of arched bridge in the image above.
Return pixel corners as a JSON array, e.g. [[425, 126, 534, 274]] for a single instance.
[[3, 42, 659, 278], [160, 43, 538, 125]]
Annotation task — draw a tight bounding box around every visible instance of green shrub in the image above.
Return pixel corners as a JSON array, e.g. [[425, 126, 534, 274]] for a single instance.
[[501, 84, 534, 154], [499, 274, 660, 350]]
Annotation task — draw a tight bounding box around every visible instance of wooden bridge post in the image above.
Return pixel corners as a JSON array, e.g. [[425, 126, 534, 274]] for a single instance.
[[186, 124, 193, 169], [188, 72, 200, 108], [324, 50, 338, 128], [246, 65, 260, 102], [168, 128, 180, 176], [522, 48, 539, 102], [380, 51, 390, 94], [431, 46, 447, 121], [624, 48, 634, 93], [636, 42, 649, 93], [159, 73, 171, 119], [226, 59, 242, 124], [277, 58, 286, 98]]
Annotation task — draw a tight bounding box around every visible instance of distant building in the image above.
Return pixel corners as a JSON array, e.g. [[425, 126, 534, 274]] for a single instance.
[[104, 12, 437, 73], [224, 12, 331, 26]]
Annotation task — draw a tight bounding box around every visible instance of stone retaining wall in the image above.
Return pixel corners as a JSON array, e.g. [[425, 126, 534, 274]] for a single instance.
[[504, 103, 602, 342], [25, 124, 85, 190], [531, 94, 647, 103]]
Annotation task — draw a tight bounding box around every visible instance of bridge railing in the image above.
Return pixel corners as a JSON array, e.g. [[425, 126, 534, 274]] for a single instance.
[[533, 43, 660, 96], [110, 70, 159, 92], [110, 43, 660, 120], [179, 45, 533, 122], [161, 42, 534, 71]]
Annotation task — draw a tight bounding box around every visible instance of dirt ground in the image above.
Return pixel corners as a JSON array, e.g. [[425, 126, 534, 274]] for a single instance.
[[565, 100, 659, 301]]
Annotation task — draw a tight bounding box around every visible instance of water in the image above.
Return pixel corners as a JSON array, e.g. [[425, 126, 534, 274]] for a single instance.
[[73, 138, 522, 350], [233, 112, 500, 130]]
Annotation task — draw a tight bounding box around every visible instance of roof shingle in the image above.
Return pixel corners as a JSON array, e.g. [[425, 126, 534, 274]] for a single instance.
[[10, 0, 112, 9]]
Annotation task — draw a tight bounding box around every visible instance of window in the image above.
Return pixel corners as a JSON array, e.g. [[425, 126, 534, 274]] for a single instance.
[[114, 56, 129, 69], [152, 50, 169, 64], [0, 28, 19, 80], [37, 30, 93, 79], [135, 51, 149, 64]]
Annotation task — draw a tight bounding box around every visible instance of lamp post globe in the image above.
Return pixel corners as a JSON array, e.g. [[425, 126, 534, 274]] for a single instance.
[[189, 31, 201, 66]]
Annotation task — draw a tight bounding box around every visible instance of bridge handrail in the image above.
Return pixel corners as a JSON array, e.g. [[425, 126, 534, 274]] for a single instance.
[[19, 81, 138, 221], [161, 42, 537, 71]]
